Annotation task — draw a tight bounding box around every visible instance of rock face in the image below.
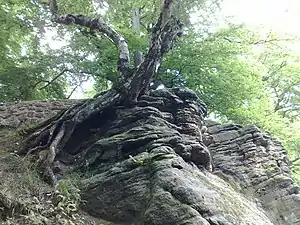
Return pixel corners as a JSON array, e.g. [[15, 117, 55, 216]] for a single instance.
[[0, 99, 81, 129], [205, 121, 300, 225], [0, 89, 299, 225]]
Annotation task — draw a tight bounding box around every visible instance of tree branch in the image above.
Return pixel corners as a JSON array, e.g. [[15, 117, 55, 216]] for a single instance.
[[39, 68, 69, 90], [291, 157, 300, 164], [66, 85, 79, 99], [224, 35, 299, 46], [49, 0, 130, 77], [47, 0, 182, 104]]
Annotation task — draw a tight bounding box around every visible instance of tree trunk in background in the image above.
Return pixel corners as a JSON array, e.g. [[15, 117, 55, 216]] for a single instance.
[[132, 7, 143, 68]]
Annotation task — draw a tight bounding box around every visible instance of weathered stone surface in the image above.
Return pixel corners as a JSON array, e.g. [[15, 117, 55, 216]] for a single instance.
[[0, 90, 299, 225], [81, 146, 273, 225], [0, 100, 81, 129], [205, 120, 300, 225]]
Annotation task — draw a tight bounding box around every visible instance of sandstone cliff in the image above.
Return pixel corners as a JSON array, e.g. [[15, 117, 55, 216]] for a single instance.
[[0, 89, 299, 225]]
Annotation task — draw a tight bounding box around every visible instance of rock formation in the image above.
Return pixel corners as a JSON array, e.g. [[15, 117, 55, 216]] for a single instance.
[[0, 88, 299, 225]]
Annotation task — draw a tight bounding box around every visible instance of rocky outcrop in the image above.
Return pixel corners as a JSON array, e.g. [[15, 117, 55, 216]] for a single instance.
[[205, 121, 300, 225], [0, 89, 299, 225]]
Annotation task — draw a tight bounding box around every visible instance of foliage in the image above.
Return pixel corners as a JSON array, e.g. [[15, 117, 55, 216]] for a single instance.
[[0, 153, 85, 224], [54, 177, 81, 216], [208, 28, 300, 177], [159, 26, 264, 116], [257, 37, 300, 120], [156, 22, 300, 178], [0, 1, 67, 101], [0, 0, 222, 100]]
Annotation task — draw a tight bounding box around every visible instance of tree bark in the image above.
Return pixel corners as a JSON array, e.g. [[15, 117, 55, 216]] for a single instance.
[[132, 8, 144, 68]]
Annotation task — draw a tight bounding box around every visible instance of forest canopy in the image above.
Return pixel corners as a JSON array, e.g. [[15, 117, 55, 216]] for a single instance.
[[1, 0, 300, 181]]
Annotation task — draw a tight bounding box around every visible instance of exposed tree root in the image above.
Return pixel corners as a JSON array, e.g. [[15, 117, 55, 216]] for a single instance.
[[18, 87, 211, 185], [18, 90, 124, 184]]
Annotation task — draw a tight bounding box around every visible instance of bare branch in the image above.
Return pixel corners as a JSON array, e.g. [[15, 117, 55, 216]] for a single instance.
[[252, 37, 299, 45], [67, 73, 91, 99], [291, 157, 300, 164], [223, 35, 299, 46], [66, 85, 79, 99], [39, 68, 68, 90]]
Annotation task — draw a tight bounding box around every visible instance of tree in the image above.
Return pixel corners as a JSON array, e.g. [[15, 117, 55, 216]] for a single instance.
[[207, 27, 300, 177], [0, 1, 101, 101], [0, 0, 221, 101], [157, 26, 265, 116], [0, 1, 66, 101], [18, 0, 196, 185]]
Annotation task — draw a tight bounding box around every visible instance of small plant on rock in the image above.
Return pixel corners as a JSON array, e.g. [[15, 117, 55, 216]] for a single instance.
[[53, 178, 81, 217]]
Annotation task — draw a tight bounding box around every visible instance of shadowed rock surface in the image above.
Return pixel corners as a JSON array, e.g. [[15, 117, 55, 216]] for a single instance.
[[0, 88, 299, 225]]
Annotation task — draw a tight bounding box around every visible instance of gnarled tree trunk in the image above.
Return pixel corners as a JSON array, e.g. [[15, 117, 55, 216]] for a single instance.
[[18, 0, 195, 185]]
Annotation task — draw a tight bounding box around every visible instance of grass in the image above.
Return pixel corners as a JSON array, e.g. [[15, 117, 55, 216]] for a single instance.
[[0, 127, 117, 224]]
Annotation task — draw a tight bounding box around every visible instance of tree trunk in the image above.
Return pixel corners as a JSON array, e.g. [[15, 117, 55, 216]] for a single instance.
[[132, 7, 144, 68]]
